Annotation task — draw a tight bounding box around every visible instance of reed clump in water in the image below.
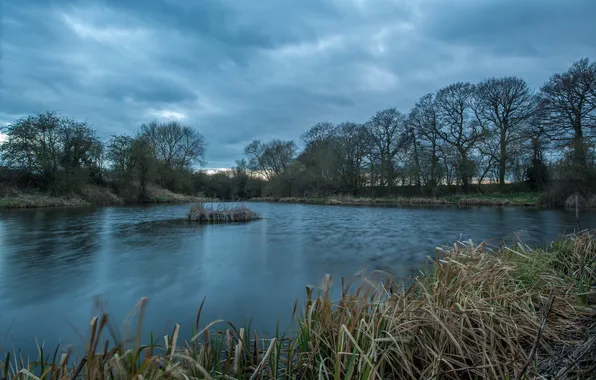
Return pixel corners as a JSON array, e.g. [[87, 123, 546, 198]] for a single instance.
[[1, 232, 595, 379], [186, 202, 261, 223]]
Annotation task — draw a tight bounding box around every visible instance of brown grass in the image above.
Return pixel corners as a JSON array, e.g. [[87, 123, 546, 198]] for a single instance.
[[0, 193, 90, 208], [145, 185, 216, 204], [457, 197, 536, 206], [79, 185, 124, 205], [565, 194, 596, 209], [186, 203, 261, 223], [1, 232, 595, 379], [0, 185, 217, 209], [249, 194, 540, 207]]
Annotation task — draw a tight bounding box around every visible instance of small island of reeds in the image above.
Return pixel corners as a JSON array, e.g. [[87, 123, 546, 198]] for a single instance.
[[186, 203, 261, 223]]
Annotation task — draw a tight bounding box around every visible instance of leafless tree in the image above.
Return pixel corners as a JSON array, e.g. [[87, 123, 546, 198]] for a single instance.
[[409, 93, 442, 187], [475, 77, 536, 186], [435, 82, 486, 192], [244, 139, 297, 180], [538, 58, 596, 170], [140, 120, 206, 170], [366, 108, 409, 189]]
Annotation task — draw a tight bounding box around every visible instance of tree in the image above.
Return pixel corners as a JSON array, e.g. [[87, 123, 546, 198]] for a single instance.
[[106, 134, 157, 201], [0, 111, 101, 190], [539, 58, 596, 174], [140, 120, 206, 170], [233, 159, 250, 199], [335, 122, 371, 194], [475, 77, 535, 186], [525, 158, 549, 191], [299, 122, 340, 189], [435, 82, 486, 192], [131, 136, 156, 201], [366, 108, 408, 190], [106, 135, 137, 183], [409, 93, 442, 188], [244, 139, 297, 180], [139, 120, 206, 191]]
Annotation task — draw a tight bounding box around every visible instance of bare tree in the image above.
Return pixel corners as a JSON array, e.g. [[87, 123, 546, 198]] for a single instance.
[[244, 139, 297, 180], [435, 82, 486, 192], [539, 58, 596, 170], [475, 77, 536, 186], [140, 120, 206, 170], [298, 122, 340, 186], [409, 93, 442, 188], [366, 108, 409, 190], [301, 122, 335, 146], [335, 122, 371, 194], [106, 135, 137, 182]]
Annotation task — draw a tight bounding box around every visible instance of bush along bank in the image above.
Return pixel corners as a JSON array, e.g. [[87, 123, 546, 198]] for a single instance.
[[1, 232, 595, 379], [0, 185, 216, 209], [248, 193, 541, 207]]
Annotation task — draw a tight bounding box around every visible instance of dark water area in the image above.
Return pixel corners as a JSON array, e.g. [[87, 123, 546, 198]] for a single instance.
[[1, 202, 595, 357]]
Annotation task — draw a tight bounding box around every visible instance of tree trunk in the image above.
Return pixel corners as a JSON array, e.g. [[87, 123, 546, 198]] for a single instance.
[[413, 141, 422, 194], [430, 141, 437, 187], [499, 129, 507, 186]]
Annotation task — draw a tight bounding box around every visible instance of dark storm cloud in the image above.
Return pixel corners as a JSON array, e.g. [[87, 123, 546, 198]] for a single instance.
[[421, 0, 596, 55], [1, 0, 595, 168]]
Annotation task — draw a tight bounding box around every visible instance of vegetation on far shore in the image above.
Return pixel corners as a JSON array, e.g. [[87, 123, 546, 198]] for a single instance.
[[0, 185, 214, 209], [249, 192, 543, 207], [2, 58, 596, 210], [187, 203, 261, 223], [248, 191, 596, 209], [1, 232, 594, 379]]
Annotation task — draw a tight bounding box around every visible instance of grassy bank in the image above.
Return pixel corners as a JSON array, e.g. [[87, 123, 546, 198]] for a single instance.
[[249, 193, 540, 207], [0, 185, 214, 209], [187, 203, 261, 223], [1, 232, 595, 379]]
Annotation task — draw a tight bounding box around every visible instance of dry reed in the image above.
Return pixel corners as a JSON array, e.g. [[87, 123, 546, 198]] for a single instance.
[[249, 195, 540, 207], [1, 232, 595, 379], [565, 194, 596, 209], [0, 194, 90, 208], [187, 203, 261, 223]]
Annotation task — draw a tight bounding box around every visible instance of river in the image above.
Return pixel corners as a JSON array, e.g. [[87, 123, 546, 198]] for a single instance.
[[0, 202, 594, 357]]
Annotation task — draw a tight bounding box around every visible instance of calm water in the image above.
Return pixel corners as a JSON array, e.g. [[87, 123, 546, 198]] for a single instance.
[[0, 202, 595, 355]]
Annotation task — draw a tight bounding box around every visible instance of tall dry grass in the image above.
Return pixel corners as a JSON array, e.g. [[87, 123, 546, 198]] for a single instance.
[[187, 203, 261, 223], [1, 232, 595, 379], [0, 194, 90, 208], [457, 197, 537, 207], [249, 195, 539, 207], [564, 194, 596, 209]]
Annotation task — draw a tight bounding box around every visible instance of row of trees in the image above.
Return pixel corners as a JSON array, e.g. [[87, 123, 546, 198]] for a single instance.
[[0, 113, 208, 201], [1, 58, 594, 203], [236, 58, 596, 200]]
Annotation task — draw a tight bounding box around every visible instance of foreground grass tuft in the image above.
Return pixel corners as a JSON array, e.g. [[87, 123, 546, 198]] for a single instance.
[[187, 203, 261, 223], [1, 232, 595, 379]]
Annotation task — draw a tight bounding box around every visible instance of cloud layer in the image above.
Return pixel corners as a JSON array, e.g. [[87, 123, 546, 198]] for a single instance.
[[1, 0, 595, 168]]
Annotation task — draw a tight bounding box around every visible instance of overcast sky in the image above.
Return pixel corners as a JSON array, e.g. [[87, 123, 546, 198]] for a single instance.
[[1, 0, 595, 168]]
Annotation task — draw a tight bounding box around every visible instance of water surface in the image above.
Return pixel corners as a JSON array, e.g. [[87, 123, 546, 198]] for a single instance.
[[0, 202, 594, 355]]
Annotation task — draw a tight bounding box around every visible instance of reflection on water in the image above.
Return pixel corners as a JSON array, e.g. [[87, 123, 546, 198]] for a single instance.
[[0, 202, 594, 356]]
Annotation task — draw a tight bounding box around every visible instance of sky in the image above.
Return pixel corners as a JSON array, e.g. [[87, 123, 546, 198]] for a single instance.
[[1, 0, 595, 169]]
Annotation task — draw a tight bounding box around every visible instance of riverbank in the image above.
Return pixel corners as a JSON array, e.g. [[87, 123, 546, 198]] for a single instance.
[[0, 185, 214, 209], [1, 232, 594, 379], [249, 193, 541, 207]]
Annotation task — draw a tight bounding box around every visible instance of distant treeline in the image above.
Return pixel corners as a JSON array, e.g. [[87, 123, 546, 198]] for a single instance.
[[1, 58, 595, 205]]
